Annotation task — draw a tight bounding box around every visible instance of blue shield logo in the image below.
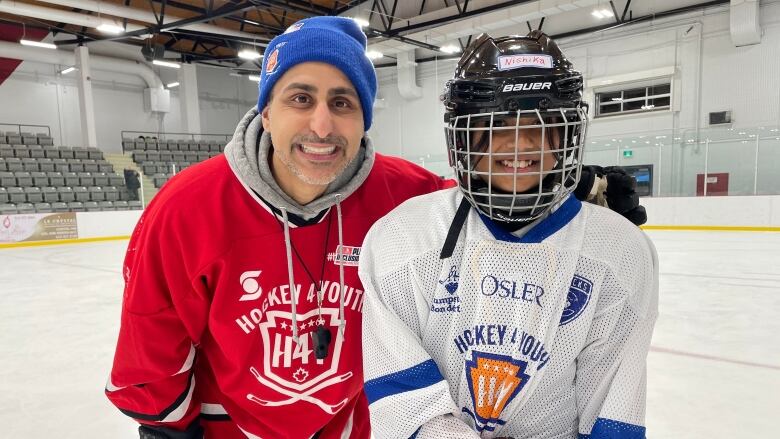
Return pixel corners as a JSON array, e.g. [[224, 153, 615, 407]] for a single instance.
[[560, 275, 592, 325]]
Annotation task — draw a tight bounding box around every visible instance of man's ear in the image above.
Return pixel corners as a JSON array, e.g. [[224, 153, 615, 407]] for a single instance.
[[261, 106, 271, 132]]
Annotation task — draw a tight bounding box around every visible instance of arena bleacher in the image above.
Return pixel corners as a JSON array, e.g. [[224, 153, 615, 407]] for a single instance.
[[0, 129, 228, 215], [122, 137, 224, 189], [0, 130, 140, 214]]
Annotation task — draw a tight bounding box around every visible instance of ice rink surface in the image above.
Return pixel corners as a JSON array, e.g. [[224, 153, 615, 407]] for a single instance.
[[1, 230, 778, 438]]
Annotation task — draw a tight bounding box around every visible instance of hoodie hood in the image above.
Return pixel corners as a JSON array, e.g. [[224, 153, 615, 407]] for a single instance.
[[224, 108, 375, 220]]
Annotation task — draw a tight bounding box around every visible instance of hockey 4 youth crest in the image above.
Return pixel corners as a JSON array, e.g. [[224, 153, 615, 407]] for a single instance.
[[463, 351, 532, 432], [249, 308, 352, 414]]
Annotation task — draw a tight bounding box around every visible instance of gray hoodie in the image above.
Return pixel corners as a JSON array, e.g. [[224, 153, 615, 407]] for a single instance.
[[224, 108, 375, 220], [223, 107, 376, 341]]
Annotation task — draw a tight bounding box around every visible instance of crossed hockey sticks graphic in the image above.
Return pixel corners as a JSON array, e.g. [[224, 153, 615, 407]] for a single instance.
[[247, 366, 352, 414]]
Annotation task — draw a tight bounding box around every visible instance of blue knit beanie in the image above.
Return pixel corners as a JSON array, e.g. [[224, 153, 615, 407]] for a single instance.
[[257, 16, 377, 130]]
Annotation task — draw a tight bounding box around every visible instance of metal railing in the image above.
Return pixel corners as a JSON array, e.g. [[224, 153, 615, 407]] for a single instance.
[[120, 130, 231, 153], [408, 124, 780, 198], [0, 123, 52, 137]]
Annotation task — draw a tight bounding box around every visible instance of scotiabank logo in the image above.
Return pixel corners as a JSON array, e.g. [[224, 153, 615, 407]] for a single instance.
[[239, 270, 263, 301]]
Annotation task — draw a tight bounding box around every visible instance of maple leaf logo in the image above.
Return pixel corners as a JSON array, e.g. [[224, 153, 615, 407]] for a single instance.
[[292, 367, 309, 383]]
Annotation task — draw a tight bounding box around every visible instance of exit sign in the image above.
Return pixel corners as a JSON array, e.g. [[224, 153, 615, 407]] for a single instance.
[[623, 149, 633, 158]]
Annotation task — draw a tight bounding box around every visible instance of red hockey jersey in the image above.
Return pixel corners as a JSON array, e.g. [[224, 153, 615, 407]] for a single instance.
[[106, 153, 450, 438]]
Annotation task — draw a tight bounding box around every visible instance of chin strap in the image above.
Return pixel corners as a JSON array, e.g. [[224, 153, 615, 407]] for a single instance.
[[440, 197, 472, 259]]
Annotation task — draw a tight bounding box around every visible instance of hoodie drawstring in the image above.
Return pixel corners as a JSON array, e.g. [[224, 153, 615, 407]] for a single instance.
[[334, 194, 346, 336], [279, 207, 300, 343], [279, 196, 346, 345]]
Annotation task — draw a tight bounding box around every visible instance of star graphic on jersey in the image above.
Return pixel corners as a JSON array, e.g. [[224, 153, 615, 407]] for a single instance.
[[300, 322, 307, 331], [316, 317, 325, 326], [307, 320, 315, 327], [280, 322, 288, 330], [292, 367, 309, 383]]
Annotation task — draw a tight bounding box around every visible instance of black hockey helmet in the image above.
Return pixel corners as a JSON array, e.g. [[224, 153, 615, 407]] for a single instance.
[[443, 30, 585, 119], [441, 30, 589, 223]]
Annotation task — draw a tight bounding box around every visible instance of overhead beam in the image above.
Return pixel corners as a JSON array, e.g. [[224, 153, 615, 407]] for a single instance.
[[609, 1, 620, 23], [384, 0, 536, 36], [374, 0, 731, 68], [553, 0, 727, 39], [334, 0, 373, 15], [251, 0, 332, 16], [621, 0, 632, 22], [53, 1, 258, 45], [366, 28, 441, 51]]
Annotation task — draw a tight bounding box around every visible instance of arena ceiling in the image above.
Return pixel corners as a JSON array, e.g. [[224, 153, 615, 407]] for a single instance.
[[0, 0, 728, 70]]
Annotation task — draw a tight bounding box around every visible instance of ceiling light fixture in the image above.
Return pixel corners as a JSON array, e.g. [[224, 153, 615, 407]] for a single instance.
[[97, 23, 124, 34], [591, 8, 614, 19], [20, 39, 57, 49], [366, 50, 384, 60], [238, 49, 262, 60], [352, 17, 369, 28], [247, 75, 261, 82], [59, 67, 76, 75], [166, 82, 180, 88], [153, 59, 181, 69], [439, 45, 461, 54]]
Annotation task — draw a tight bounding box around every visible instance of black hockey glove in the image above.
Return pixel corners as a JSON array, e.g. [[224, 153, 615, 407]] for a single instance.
[[574, 165, 647, 226], [139, 421, 203, 439], [603, 166, 647, 226]]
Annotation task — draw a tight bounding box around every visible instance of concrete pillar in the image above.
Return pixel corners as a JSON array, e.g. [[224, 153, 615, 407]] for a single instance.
[[74, 45, 97, 148], [178, 63, 201, 134]]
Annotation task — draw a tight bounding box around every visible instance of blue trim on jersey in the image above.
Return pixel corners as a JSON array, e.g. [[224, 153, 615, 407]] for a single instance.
[[409, 427, 420, 439], [578, 418, 646, 439], [478, 195, 582, 244], [364, 359, 444, 405]]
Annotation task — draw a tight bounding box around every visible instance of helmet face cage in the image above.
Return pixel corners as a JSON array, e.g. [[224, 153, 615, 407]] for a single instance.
[[445, 106, 588, 223]]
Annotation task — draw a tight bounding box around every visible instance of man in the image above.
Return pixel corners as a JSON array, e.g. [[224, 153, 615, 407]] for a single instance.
[[106, 16, 447, 439], [106, 17, 646, 439], [360, 31, 658, 439], [124, 168, 140, 201]]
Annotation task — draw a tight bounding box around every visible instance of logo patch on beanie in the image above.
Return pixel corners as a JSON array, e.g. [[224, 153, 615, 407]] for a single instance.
[[284, 22, 304, 34], [266, 49, 280, 74]]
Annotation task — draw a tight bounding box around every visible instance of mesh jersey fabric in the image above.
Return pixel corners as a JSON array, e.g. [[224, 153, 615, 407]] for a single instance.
[[360, 188, 658, 439]]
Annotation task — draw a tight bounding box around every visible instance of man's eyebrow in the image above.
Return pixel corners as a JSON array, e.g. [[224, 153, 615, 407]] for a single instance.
[[328, 87, 358, 98], [282, 83, 316, 93]]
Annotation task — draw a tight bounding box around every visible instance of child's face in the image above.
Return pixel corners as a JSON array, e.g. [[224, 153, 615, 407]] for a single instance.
[[471, 115, 559, 193]]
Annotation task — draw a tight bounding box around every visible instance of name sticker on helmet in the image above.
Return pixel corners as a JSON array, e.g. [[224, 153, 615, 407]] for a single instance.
[[498, 54, 553, 70], [502, 82, 552, 92]]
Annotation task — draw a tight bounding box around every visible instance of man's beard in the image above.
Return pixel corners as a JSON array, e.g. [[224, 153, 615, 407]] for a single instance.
[[278, 134, 353, 186], [278, 152, 353, 186]]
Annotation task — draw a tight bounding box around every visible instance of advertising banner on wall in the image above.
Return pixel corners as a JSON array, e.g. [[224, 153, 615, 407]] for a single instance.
[[0, 213, 78, 243]]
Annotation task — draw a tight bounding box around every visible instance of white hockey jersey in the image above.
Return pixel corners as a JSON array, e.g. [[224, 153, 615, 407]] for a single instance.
[[359, 188, 658, 439]]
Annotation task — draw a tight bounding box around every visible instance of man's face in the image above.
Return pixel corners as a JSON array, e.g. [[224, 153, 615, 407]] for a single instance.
[[262, 62, 364, 192], [471, 115, 560, 193]]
